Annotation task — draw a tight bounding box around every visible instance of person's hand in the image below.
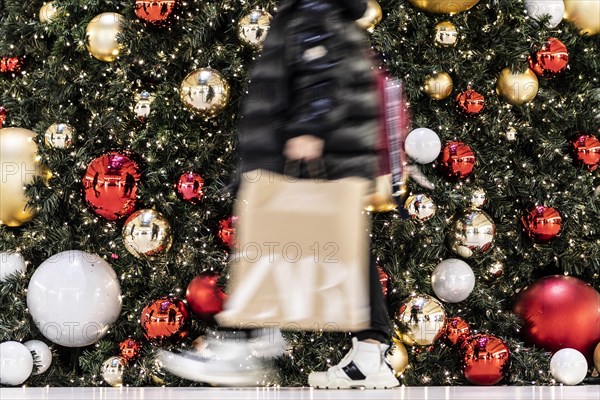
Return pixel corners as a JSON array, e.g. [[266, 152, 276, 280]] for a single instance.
[[284, 135, 324, 161]]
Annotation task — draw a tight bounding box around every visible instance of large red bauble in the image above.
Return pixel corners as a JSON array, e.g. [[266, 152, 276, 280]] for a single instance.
[[460, 334, 510, 385], [528, 37, 569, 78], [437, 316, 471, 346], [0, 56, 23, 74], [186, 275, 227, 320], [135, 0, 178, 27], [82, 152, 142, 220], [513, 275, 600, 363], [571, 134, 600, 171], [176, 171, 205, 203], [520, 205, 562, 243], [119, 338, 142, 362], [438, 141, 476, 180], [376, 265, 390, 298], [218, 216, 238, 248], [0, 106, 6, 128], [455, 89, 484, 117], [140, 298, 190, 343]]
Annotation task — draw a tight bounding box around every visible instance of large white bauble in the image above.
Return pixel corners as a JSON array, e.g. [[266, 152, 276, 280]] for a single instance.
[[404, 128, 442, 164], [0, 341, 34, 385], [524, 0, 564, 28], [23, 340, 52, 375], [550, 348, 588, 385], [27, 250, 122, 347], [0, 252, 26, 281], [431, 258, 475, 303]]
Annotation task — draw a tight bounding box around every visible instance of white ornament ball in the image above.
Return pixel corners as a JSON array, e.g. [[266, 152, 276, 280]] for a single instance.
[[431, 258, 475, 303], [0, 252, 26, 281], [101, 356, 125, 387], [404, 128, 442, 164], [524, 0, 564, 28], [23, 340, 52, 375], [27, 250, 122, 347], [0, 341, 34, 385], [550, 348, 588, 385]]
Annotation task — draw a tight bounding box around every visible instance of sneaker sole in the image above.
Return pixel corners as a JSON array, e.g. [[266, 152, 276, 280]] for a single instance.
[[309, 374, 400, 390]]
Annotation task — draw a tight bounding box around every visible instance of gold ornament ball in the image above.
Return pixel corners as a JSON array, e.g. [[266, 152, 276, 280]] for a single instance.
[[180, 68, 230, 116], [0, 128, 45, 227], [101, 356, 125, 387], [365, 174, 401, 213], [408, 0, 480, 14], [564, 0, 600, 36], [85, 12, 125, 62], [447, 208, 496, 259], [496, 68, 539, 106], [44, 123, 75, 148], [122, 209, 173, 258], [238, 9, 272, 48], [39, 2, 60, 23], [396, 294, 446, 346], [594, 342, 600, 372], [434, 21, 458, 47], [386, 336, 409, 376], [356, 0, 383, 32], [423, 72, 453, 100]]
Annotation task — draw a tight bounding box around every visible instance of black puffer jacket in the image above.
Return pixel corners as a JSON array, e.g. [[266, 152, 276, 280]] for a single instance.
[[231, 0, 379, 193]]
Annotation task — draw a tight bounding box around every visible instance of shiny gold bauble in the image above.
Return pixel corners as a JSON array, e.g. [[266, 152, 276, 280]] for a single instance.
[[408, 0, 480, 14], [180, 68, 230, 116], [85, 13, 125, 62], [39, 2, 60, 23], [101, 356, 125, 387], [434, 21, 458, 47], [44, 123, 75, 148], [564, 0, 600, 36], [386, 336, 409, 376], [0, 128, 45, 227], [404, 193, 437, 221], [423, 72, 453, 100], [396, 294, 446, 346], [496, 68, 539, 106], [238, 9, 272, 48], [594, 342, 600, 372], [122, 209, 173, 258], [447, 208, 496, 259], [356, 0, 383, 32]]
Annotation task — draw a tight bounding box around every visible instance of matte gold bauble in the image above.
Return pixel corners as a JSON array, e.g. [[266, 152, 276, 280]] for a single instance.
[[564, 0, 600, 36], [85, 13, 125, 62], [496, 68, 539, 106], [0, 128, 44, 227], [423, 72, 453, 100], [180, 68, 230, 116], [356, 0, 383, 32], [408, 0, 480, 15], [39, 2, 60, 23]]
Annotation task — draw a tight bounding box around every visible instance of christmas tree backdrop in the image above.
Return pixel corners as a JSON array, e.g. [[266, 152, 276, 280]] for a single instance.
[[1, 0, 599, 388]]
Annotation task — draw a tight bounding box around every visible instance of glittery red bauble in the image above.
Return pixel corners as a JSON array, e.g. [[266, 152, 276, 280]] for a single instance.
[[186, 275, 227, 320], [528, 37, 569, 78], [176, 171, 205, 203], [571, 134, 600, 171], [376, 265, 390, 298], [82, 152, 142, 220], [438, 316, 471, 346], [218, 216, 237, 248], [0, 56, 23, 74], [140, 298, 190, 343], [135, 0, 178, 27], [119, 338, 142, 362], [513, 275, 600, 363], [438, 141, 476, 180], [0, 106, 6, 128], [520, 205, 562, 243], [460, 334, 510, 385], [455, 89, 484, 116]]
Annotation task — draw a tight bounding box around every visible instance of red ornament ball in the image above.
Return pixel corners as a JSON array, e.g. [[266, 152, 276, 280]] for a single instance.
[[0, 106, 6, 128], [460, 334, 510, 385], [438, 316, 471, 346], [135, 0, 178, 27], [571, 134, 600, 171], [513, 275, 600, 362], [521, 205, 562, 243], [528, 37, 569, 78], [119, 338, 142, 362], [0, 56, 24, 74], [455, 89, 485, 117], [438, 141, 476, 180], [218, 216, 238, 248], [140, 298, 190, 343], [376, 264, 390, 298], [82, 152, 142, 220], [186, 275, 227, 320], [176, 171, 205, 203]]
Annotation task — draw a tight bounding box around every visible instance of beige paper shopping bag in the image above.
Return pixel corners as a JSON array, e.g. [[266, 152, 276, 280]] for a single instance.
[[216, 170, 371, 332]]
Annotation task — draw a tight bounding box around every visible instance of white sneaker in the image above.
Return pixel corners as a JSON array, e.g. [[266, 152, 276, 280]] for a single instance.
[[308, 337, 400, 389]]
